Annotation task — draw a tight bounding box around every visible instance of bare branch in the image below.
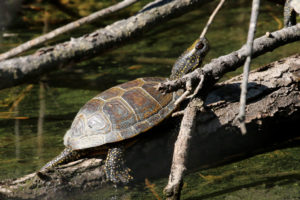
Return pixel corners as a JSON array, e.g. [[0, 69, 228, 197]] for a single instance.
[[0, 0, 212, 90], [200, 0, 226, 38], [237, 0, 260, 135], [0, 0, 140, 61], [164, 98, 203, 200]]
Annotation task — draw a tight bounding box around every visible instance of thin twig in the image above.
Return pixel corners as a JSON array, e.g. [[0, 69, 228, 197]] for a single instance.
[[0, 0, 139, 61], [200, 0, 226, 38], [237, 0, 260, 135]]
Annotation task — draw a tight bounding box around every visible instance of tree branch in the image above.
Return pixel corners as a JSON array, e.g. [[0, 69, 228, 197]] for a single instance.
[[237, 0, 260, 134], [164, 98, 203, 200], [0, 0, 140, 62], [0, 0, 211, 90]]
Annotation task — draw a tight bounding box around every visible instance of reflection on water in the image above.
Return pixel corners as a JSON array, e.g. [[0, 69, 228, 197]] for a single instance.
[[0, 0, 300, 199], [37, 81, 46, 166], [14, 105, 20, 160]]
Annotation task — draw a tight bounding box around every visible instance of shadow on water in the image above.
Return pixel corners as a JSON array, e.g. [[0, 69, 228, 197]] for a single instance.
[[188, 172, 300, 200]]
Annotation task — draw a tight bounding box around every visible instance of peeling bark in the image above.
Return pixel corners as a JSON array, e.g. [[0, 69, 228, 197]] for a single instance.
[[0, 55, 299, 200]]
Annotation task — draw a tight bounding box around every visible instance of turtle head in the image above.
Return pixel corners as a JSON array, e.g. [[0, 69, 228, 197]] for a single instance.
[[170, 37, 209, 80]]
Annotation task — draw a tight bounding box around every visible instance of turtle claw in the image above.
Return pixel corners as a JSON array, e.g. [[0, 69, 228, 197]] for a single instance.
[[106, 166, 133, 184]]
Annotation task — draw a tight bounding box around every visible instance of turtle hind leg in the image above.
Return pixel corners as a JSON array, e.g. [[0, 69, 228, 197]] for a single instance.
[[105, 146, 132, 184]]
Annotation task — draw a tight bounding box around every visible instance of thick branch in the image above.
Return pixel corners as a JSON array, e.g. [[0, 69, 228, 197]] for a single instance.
[[0, 0, 211, 90], [0, 55, 299, 200]]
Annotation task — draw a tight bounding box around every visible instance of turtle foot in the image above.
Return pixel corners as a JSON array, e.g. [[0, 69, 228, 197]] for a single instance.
[[106, 166, 133, 184], [105, 146, 133, 184]]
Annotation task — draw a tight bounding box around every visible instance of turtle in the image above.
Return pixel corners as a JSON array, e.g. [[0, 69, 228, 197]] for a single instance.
[[284, 0, 300, 27], [37, 37, 209, 184]]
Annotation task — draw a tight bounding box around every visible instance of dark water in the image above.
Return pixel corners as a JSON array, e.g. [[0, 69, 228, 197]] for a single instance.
[[0, 0, 300, 199]]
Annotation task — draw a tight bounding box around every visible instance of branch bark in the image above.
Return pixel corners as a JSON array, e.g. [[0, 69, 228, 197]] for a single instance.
[[0, 0, 211, 90], [237, 0, 260, 134], [0, 54, 299, 200], [164, 98, 202, 200]]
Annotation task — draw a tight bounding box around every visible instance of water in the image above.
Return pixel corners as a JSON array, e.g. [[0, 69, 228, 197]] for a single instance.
[[0, 0, 300, 199]]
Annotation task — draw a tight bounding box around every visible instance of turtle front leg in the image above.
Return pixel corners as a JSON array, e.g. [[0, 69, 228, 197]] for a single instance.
[[105, 146, 132, 184]]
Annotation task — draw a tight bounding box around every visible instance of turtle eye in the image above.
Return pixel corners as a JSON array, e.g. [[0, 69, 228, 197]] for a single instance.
[[195, 42, 204, 50]]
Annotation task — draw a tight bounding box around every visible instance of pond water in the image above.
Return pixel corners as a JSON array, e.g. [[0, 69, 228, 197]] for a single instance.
[[0, 0, 300, 199]]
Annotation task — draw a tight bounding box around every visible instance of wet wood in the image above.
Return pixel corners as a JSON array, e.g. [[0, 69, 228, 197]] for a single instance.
[[0, 54, 299, 200]]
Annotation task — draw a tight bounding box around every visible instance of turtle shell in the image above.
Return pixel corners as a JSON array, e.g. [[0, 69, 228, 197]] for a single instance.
[[64, 77, 181, 150]]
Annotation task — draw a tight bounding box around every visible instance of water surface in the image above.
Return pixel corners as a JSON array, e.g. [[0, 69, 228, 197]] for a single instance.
[[0, 0, 299, 199]]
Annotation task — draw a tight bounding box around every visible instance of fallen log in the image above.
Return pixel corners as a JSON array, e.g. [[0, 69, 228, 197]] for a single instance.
[[0, 54, 299, 199]]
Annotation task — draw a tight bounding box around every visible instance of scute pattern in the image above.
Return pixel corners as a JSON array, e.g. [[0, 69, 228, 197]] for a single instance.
[[119, 78, 144, 89], [121, 88, 161, 120], [97, 87, 124, 100], [87, 113, 111, 134], [142, 83, 172, 107], [64, 77, 179, 150], [103, 98, 137, 130], [79, 99, 103, 115], [70, 114, 86, 137]]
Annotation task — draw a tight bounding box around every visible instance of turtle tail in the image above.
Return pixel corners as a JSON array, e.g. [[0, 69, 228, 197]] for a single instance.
[[37, 147, 79, 176]]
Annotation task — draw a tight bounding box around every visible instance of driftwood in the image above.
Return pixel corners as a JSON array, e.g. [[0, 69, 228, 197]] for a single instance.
[[0, 54, 299, 200], [0, 0, 212, 90]]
